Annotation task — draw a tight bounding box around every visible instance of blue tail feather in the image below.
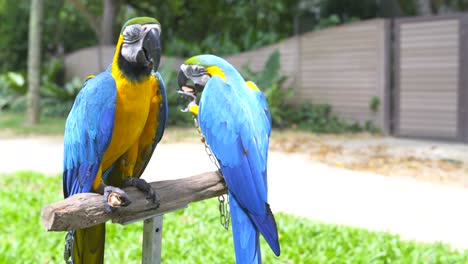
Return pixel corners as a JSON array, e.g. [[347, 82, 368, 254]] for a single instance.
[[248, 204, 280, 256], [229, 192, 261, 264]]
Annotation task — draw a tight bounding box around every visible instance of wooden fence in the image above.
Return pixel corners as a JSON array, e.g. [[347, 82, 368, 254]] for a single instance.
[[393, 15, 468, 142], [224, 20, 389, 131], [64, 15, 468, 142]]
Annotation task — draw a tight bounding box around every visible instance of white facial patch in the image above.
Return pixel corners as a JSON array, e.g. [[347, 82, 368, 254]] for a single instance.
[[121, 39, 145, 63], [181, 64, 211, 86], [121, 24, 161, 63]]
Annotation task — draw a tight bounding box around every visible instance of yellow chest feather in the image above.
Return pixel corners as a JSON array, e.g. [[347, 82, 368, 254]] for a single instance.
[[101, 75, 157, 169]]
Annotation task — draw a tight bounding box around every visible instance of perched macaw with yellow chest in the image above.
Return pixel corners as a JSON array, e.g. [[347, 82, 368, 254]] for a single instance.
[[177, 54, 280, 263], [62, 17, 167, 264]]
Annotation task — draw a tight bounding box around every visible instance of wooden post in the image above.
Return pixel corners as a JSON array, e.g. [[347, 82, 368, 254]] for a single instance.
[[142, 215, 163, 264], [119, 207, 187, 264]]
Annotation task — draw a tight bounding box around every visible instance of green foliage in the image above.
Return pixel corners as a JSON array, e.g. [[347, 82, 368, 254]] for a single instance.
[[159, 59, 193, 126], [1, 0, 304, 72], [0, 58, 81, 117], [263, 82, 294, 127], [1, 172, 467, 263], [1, 72, 26, 94], [369, 96, 381, 113], [282, 103, 363, 133], [241, 50, 285, 89], [319, 0, 378, 23], [4, 0, 468, 74], [0, 0, 29, 72], [39, 58, 81, 117], [163, 33, 242, 58], [0, 0, 100, 72], [42, 78, 82, 102], [315, 14, 342, 30], [241, 50, 293, 127], [123, 0, 303, 57], [0, 72, 27, 111]]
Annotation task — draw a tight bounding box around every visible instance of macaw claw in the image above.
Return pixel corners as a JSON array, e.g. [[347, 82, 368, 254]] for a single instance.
[[103, 186, 131, 213], [123, 177, 160, 209]]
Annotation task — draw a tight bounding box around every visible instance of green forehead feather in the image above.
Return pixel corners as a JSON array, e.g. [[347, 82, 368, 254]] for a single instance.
[[120, 17, 160, 33], [185, 56, 207, 66]]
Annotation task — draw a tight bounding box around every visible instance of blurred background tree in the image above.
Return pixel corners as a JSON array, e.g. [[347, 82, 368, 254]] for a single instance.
[[1, 0, 468, 124], [2, 0, 468, 73], [25, 0, 44, 125]]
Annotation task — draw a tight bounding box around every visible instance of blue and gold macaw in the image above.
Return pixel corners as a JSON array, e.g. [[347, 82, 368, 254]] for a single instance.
[[177, 55, 280, 263], [62, 17, 167, 264]]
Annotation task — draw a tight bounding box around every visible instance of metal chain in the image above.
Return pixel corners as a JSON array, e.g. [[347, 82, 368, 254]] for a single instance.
[[64, 231, 74, 264], [192, 116, 230, 230], [218, 194, 230, 230]]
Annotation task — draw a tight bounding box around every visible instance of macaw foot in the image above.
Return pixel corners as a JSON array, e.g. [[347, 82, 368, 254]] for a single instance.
[[123, 177, 160, 209], [103, 186, 131, 213]]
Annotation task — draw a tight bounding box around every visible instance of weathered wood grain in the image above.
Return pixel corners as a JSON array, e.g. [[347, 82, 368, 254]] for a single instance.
[[41, 171, 226, 231]]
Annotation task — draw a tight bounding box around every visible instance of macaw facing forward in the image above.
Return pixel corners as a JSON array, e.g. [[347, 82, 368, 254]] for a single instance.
[[177, 54, 280, 263], [62, 17, 167, 264]]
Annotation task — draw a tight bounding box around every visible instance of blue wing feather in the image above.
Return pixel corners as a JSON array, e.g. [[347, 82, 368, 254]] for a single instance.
[[154, 71, 168, 144], [199, 76, 270, 212], [198, 75, 279, 259], [63, 69, 117, 198]]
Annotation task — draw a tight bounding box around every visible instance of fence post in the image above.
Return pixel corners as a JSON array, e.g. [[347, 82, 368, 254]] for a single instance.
[[142, 215, 164, 264]]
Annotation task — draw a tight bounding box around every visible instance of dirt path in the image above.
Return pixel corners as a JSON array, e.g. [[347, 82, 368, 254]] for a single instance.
[[2, 129, 466, 187], [270, 131, 468, 188]]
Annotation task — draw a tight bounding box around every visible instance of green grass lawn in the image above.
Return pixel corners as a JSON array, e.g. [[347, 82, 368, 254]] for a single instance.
[[0, 172, 467, 263], [0, 111, 201, 142], [0, 111, 66, 135]]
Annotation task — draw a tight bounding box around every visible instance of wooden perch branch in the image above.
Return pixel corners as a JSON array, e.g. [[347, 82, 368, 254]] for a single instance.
[[41, 171, 226, 231]]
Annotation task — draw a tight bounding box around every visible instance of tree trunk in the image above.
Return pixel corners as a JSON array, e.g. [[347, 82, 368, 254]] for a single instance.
[[25, 0, 44, 125], [98, 0, 120, 70], [101, 0, 119, 45], [68, 0, 121, 70]]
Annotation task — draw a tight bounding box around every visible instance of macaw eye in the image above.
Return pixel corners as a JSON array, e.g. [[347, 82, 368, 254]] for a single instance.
[[143, 24, 162, 35], [191, 66, 205, 77], [186, 65, 194, 75], [123, 24, 143, 44]]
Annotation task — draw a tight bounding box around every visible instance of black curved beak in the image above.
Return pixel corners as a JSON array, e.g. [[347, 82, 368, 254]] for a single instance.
[[177, 69, 188, 89], [177, 69, 196, 112], [143, 28, 161, 71], [177, 68, 205, 93]]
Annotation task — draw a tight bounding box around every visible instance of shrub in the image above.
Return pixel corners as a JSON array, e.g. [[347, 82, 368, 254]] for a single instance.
[[241, 50, 376, 133], [0, 72, 27, 111], [0, 58, 80, 117], [241, 50, 293, 128]]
